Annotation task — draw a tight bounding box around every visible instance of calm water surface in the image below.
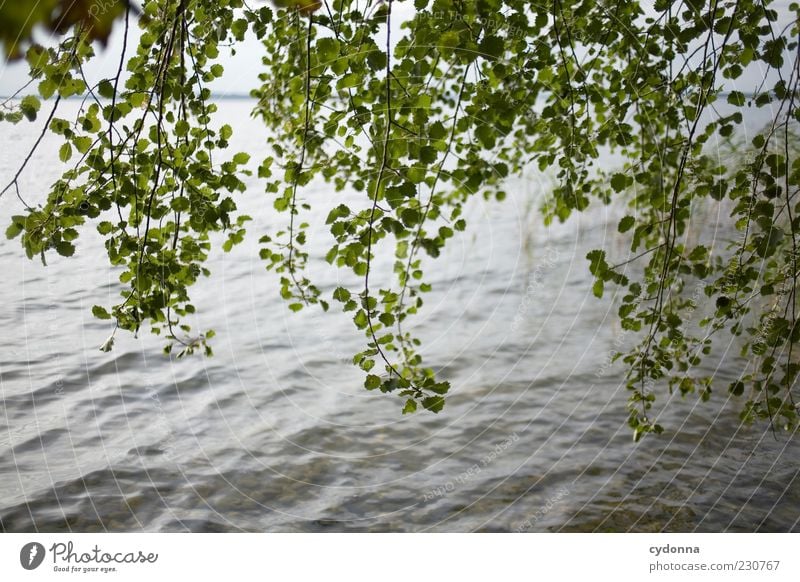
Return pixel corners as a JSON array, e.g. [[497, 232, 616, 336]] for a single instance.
[[0, 101, 798, 532]]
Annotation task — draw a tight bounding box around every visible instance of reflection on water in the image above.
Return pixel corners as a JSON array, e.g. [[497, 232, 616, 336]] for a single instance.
[[0, 102, 798, 532]]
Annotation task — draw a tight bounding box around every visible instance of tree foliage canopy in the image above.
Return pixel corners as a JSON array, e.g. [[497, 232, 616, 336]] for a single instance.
[[2, 0, 800, 439]]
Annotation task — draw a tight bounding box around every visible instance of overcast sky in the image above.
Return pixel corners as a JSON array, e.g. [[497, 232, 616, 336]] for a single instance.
[[0, 1, 417, 97], [1, 10, 262, 97], [0, 2, 795, 97]]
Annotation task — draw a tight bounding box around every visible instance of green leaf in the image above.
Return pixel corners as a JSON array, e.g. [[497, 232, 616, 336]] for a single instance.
[[407, 167, 426, 184], [333, 287, 351, 302], [727, 91, 745, 106], [365, 374, 382, 390], [59, 143, 72, 163], [429, 121, 447, 140], [479, 35, 504, 59], [20, 95, 40, 121], [26, 44, 48, 69], [593, 279, 604, 298], [400, 208, 421, 226], [586, 250, 608, 277], [74, 137, 92, 154], [618, 216, 635, 233], [38, 79, 56, 99], [316, 38, 340, 63], [422, 396, 445, 413], [367, 50, 387, 71], [475, 125, 496, 149], [326, 204, 350, 224], [231, 18, 248, 41], [55, 241, 75, 257], [171, 197, 190, 212], [354, 310, 368, 329], [610, 173, 628, 192], [337, 73, 360, 89], [5, 220, 23, 239], [92, 305, 112, 320], [97, 79, 115, 99], [97, 221, 114, 235]]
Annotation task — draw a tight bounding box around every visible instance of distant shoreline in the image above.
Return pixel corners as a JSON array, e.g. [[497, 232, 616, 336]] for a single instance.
[[1, 91, 755, 101], [0, 94, 259, 101]]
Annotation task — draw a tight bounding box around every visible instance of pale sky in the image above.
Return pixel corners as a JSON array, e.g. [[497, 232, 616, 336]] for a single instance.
[[0, 2, 795, 97], [0, 1, 417, 97], [0, 5, 263, 97]]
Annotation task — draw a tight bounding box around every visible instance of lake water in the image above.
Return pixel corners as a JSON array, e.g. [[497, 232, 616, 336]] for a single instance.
[[1, 101, 798, 532]]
